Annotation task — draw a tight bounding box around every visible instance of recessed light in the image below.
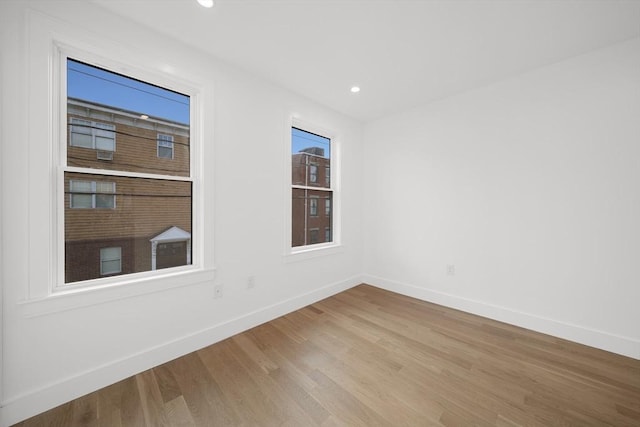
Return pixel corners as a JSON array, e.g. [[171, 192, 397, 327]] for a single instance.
[[350, 86, 361, 93], [140, 114, 149, 120], [197, 0, 214, 8]]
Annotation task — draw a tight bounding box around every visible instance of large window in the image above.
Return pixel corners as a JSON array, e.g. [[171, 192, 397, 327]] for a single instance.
[[64, 58, 192, 284], [291, 127, 333, 248]]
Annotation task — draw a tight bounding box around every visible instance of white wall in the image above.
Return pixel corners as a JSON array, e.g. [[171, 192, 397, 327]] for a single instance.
[[0, 1, 363, 425], [363, 37, 640, 360]]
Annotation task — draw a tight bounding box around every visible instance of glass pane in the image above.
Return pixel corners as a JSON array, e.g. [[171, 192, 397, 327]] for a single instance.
[[67, 59, 190, 177], [291, 188, 332, 247], [100, 247, 121, 260], [95, 193, 115, 209], [291, 127, 330, 188], [71, 194, 92, 208], [95, 136, 114, 151], [65, 172, 192, 283], [101, 259, 121, 275]]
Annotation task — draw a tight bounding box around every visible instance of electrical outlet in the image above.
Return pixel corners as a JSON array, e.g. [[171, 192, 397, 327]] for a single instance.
[[214, 283, 224, 299], [247, 275, 256, 289], [447, 265, 455, 276]]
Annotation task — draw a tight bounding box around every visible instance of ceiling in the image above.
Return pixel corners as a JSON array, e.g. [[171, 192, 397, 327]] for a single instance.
[[93, 0, 640, 122]]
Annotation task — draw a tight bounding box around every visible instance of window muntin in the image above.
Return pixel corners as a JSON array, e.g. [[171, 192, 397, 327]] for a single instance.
[[64, 58, 192, 284], [291, 127, 333, 248]]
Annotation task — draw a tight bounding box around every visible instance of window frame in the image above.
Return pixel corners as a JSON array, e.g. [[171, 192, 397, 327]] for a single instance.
[[157, 133, 174, 159], [100, 247, 122, 276], [52, 43, 206, 294], [19, 10, 214, 315], [69, 117, 116, 151], [286, 118, 341, 258], [69, 179, 116, 209]]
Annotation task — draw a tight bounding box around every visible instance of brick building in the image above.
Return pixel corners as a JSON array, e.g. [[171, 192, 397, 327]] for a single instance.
[[65, 98, 191, 283]]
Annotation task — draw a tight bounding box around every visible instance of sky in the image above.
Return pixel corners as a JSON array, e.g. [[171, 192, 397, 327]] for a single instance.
[[292, 127, 331, 158], [67, 59, 190, 125]]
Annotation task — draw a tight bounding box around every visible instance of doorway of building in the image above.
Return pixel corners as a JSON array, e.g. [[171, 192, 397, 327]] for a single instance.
[[156, 241, 187, 269]]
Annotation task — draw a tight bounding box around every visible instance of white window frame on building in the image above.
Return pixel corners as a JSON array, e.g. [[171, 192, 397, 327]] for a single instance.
[[69, 117, 116, 151], [288, 119, 340, 256], [69, 180, 116, 209], [19, 11, 213, 314], [157, 133, 174, 159], [100, 247, 122, 275]]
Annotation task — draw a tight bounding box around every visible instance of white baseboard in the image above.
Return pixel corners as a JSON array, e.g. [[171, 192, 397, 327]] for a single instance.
[[0, 275, 362, 427], [363, 274, 640, 360]]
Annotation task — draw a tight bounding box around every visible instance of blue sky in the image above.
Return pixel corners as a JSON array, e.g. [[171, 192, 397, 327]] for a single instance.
[[67, 59, 190, 125], [292, 127, 331, 157]]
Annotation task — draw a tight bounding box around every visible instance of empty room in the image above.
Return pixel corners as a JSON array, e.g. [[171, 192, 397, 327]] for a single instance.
[[0, 0, 638, 425]]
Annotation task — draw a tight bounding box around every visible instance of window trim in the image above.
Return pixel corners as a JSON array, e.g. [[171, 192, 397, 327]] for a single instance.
[[59, 51, 197, 289], [285, 117, 341, 258], [20, 8, 214, 314]]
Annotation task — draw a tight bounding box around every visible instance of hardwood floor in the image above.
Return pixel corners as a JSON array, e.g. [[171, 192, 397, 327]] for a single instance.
[[13, 284, 640, 426]]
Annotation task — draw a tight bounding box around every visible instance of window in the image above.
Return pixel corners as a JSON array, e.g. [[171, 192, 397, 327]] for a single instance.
[[309, 197, 318, 216], [64, 58, 192, 284], [309, 164, 318, 183], [291, 127, 332, 248], [157, 134, 174, 159], [69, 118, 115, 151], [325, 227, 331, 242], [100, 247, 122, 275], [69, 180, 115, 209], [325, 166, 330, 186], [309, 228, 319, 244]]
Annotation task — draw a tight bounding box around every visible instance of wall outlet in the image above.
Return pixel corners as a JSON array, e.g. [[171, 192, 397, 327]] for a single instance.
[[214, 283, 224, 299], [446, 265, 455, 276], [247, 275, 256, 289]]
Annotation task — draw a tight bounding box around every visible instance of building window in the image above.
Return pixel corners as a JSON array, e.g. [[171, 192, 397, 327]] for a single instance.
[[157, 134, 174, 159], [64, 58, 192, 284], [69, 118, 116, 151], [325, 198, 331, 216], [69, 180, 115, 209], [291, 127, 333, 248], [325, 166, 330, 186], [309, 197, 318, 217], [309, 228, 319, 244], [325, 227, 331, 242], [100, 247, 122, 275], [309, 164, 318, 183]]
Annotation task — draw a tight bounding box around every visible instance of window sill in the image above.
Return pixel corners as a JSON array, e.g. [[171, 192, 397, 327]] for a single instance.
[[19, 267, 216, 318], [284, 243, 344, 263]]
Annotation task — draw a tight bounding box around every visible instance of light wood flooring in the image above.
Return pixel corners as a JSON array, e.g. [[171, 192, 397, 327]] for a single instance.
[[13, 284, 640, 426]]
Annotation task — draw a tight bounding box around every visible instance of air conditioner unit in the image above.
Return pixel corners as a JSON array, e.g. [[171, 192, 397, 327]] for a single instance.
[[97, 150, 114, 161]]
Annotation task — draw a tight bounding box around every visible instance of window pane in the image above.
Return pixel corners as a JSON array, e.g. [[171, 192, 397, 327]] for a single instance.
[[65, 172, 192, 283], [71, 193, 93, 209], [67, 59, 190, 177], [95, 135, 115, 151], [291, 188, 332, 247], [291, 127, 330, 189]]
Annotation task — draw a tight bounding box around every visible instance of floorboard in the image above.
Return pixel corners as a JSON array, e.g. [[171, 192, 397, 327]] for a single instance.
[[12, 284, 640, 426]]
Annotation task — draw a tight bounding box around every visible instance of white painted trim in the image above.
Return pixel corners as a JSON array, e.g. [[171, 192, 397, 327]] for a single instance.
[[1, 275, 363, 426], [363, 274, 640, 360], [284, 116, 342, 258], [23, 11, 210, 299]]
